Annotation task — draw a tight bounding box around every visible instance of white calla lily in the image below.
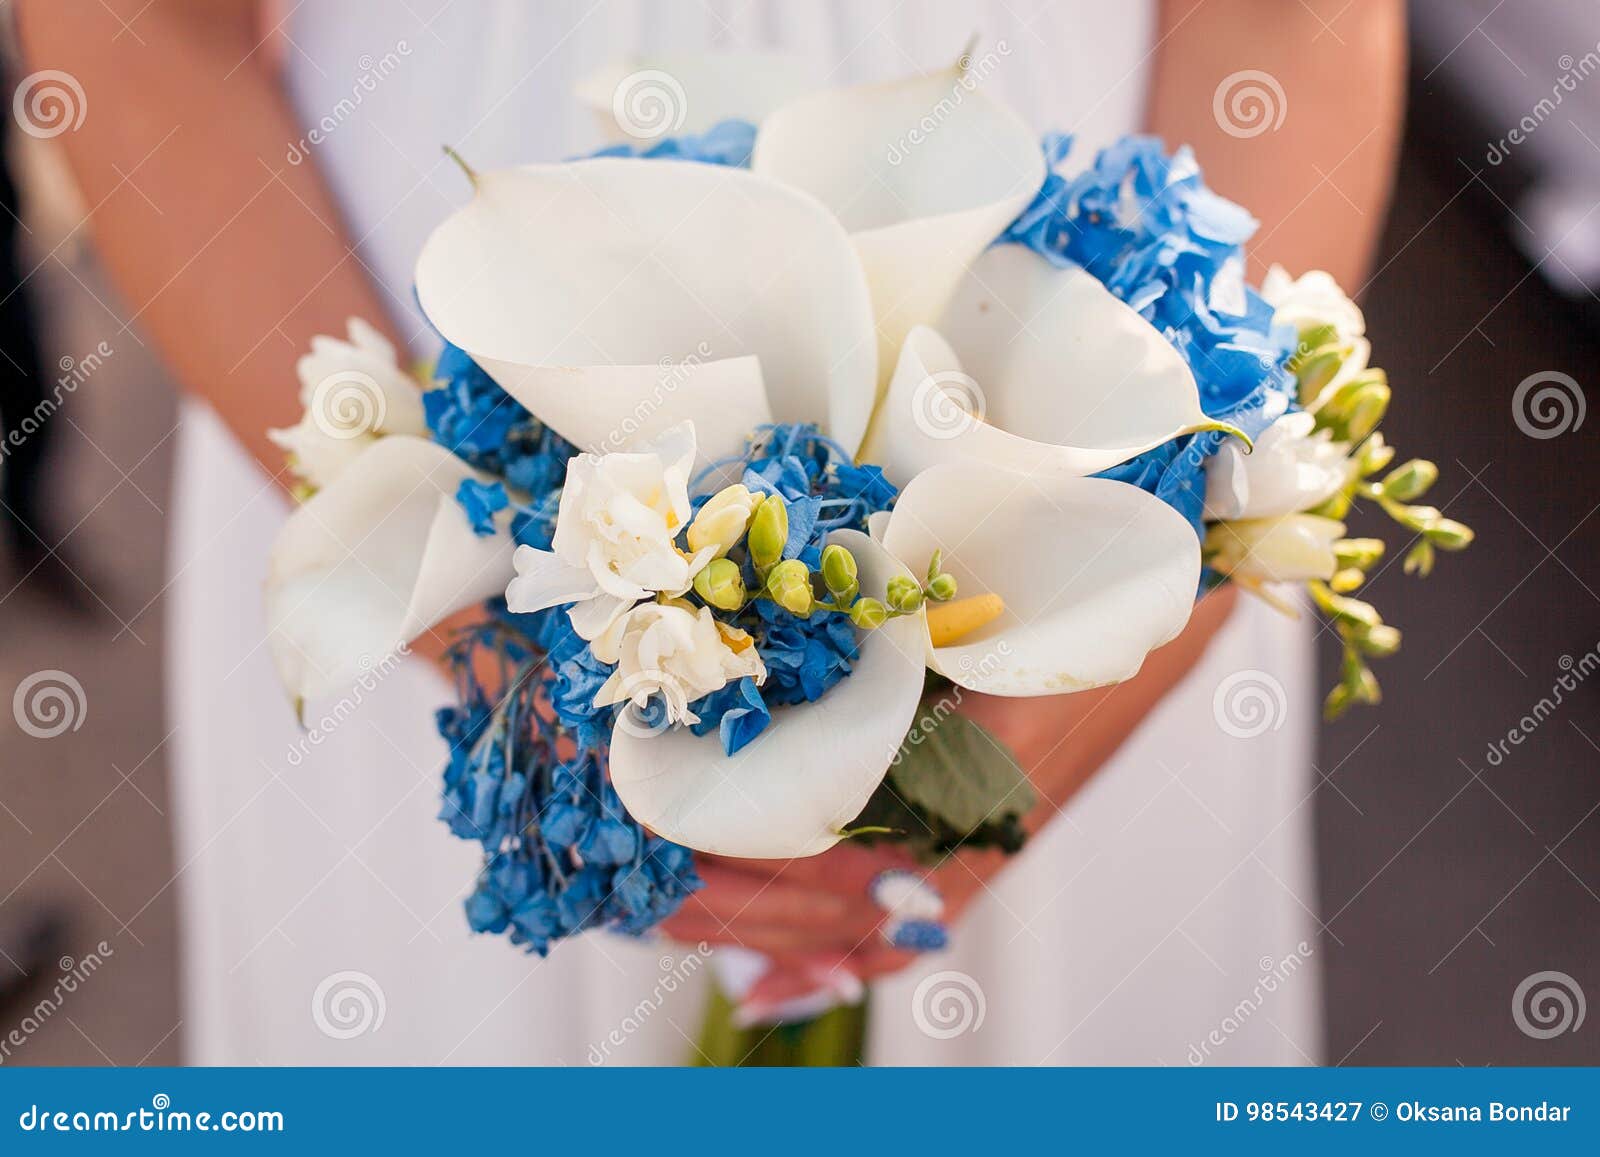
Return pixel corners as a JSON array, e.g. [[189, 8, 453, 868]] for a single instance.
[[868, 246, 1236, 487], [414, 158, 877, 460], [266, 436, 514, 706], [880, 462, 1201, 695], [753, 63, 1046, 376], [608, 530, 927, 858]]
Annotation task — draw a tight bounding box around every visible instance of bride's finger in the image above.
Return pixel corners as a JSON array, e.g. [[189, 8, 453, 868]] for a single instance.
[[666, 864, 884, 937]]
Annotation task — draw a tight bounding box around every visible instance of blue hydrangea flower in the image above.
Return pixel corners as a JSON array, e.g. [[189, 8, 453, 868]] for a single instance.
[[1000, 134, 1297, 535]]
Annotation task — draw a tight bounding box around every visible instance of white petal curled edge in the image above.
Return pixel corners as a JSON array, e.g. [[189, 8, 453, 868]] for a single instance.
[[924, 245, 1222, 475], [607, 530, 927, 858], [414, 159, 877, 459], [881, 462, 1201, 696], [753, 65, 1045, 378], [266, 436, 514, 705]]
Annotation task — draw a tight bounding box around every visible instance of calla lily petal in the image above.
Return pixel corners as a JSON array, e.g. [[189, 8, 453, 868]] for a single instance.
[[753, 64, 1045, 376], [936, 245, 1223, 470], [266, 436, 513, 704], [881, 462, 1201, 696], [576, 53, 815, 142], [414, 159, 877, 459], [607, 529, 926, 858]]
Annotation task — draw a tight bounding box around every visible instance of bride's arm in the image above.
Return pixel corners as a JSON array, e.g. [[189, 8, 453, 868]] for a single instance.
[[15, 0, 399, 476]]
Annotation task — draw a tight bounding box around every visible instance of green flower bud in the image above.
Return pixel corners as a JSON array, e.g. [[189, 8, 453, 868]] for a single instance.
[[1382, 459, 1438, 502], [819, 543, 859, 599], [925, 549, 944, 584], [1404, 539, 1435, 577], [885, 575, 924, 614], [1356, 432, 1396, 476], [1352, 665, 1382, 705], [687, 484, 760, 557], [1330, 567, 1365, 594], [765, 558, 813, 616], [1294, 347, 1348, 406], [748, 495, 789, 570], [1358, 623, 1402, 658], [1323, 682, 1354, 722], [1425, 518, 1474, 551], [1392, 503, 1442, 534], [1289, 323, 1341, 367], [692, 557, 746, 611], [1334, 537, 1385, 570], [1340, 381, 1391, 444], [849, 597, 889, 629], [1310, 582, 1381, 629], [926, 572, 958, 602]]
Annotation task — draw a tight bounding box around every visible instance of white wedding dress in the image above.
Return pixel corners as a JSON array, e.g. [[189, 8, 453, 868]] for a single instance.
[[168, 0, 1322, 1065]]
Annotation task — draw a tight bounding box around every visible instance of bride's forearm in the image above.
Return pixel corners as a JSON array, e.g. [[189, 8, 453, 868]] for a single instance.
[[1148, 0, 1406, 288], [16, 0, 398, 479]]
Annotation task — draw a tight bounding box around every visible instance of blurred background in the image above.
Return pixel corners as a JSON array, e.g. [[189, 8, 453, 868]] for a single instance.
[[0, 0, 1595, 1065]]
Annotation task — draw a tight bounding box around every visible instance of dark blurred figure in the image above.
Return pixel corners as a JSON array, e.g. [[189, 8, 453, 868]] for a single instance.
[[0, 83, 85, 612]]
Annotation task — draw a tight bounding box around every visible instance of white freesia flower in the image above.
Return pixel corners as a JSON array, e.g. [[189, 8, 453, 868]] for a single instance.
[[504, 421, 714, 640], [1262, 265, 1370, 409], [592, 602, 766, 726], [1206, 513, 1343, 584], [1204, 408, 1353, 521], [270, 66, 1221, 858], [1261, 267, 1364, 343], [268, 318, 428, 489]]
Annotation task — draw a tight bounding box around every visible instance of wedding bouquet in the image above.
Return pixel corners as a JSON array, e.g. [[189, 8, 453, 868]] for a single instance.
[[263, 57, 1472, 1062]]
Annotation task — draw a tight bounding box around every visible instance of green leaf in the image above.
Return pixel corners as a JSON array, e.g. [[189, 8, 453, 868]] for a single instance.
[[887, 713, 1035, 836]]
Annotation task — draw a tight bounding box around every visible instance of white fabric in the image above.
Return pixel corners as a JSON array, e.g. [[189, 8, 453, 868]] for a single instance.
[[167, 0, 1321, 1064]]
